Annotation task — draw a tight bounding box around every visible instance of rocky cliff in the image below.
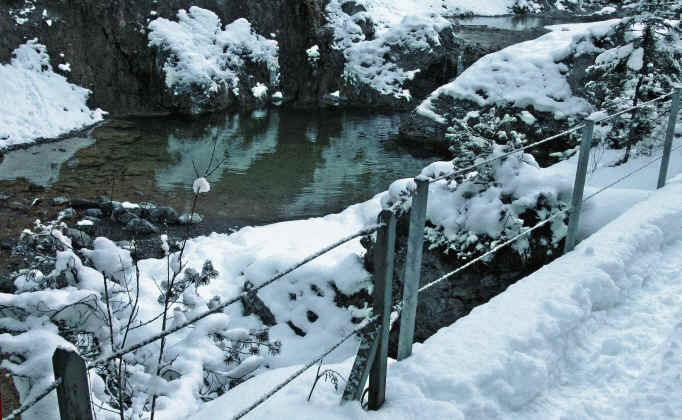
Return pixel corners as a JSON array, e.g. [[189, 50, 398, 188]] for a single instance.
[[1, 0, 330, 116]]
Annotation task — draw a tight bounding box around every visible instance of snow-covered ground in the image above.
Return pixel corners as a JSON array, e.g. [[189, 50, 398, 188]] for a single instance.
[[3, 116, 680, 420], [0, 40, 105, 149], [188, 172, 682, 420], [417, 19, 621, 124]]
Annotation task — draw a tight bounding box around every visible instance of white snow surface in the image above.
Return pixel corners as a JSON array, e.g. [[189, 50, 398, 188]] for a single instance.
[[417, 20, 622, 123], [0, 39, 105, 149], [189, 175, 682, 420], [148, 7, 279, 94]]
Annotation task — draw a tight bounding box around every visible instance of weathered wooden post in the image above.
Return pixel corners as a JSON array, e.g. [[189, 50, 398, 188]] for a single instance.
[[397, 177, 429, 361], [564, 119, 595, 253], [368, 209, 396, 410], [52, 348, 94, 420], [657, 88, 681, 189], [456, 55, 463, 77], [340, 322, 380, 403]]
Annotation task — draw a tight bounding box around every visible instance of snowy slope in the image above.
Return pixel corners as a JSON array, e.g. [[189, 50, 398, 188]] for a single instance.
[[0, 40, 105, 149], [417, 20, 621, 123], [189, 175, 682, 420]]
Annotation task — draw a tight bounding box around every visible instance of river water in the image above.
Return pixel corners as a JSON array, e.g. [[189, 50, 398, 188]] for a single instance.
[[0, 109, 437, 227]]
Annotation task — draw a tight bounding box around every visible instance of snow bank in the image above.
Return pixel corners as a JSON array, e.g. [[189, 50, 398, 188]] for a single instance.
[[417, 20, 621, 123], [189, 175, 682, 420], [0, 39, 105, 149], [148, 7, 279, 99]]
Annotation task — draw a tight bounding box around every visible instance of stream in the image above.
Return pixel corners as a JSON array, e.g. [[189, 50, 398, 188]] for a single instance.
[[0, 109, 438, 229]]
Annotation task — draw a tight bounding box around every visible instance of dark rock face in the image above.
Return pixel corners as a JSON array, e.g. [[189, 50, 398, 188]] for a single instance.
[[362, 211, 558, 357], [0, 0, 330, 116]]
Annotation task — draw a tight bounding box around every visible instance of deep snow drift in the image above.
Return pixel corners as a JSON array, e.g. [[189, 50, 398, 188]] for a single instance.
[[0, 39, 105, 149], [188, 175, 682, 420]]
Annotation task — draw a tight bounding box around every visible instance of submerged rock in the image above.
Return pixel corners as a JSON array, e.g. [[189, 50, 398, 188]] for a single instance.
[[179, 212, 203, 225], [51, 196, 69, 206], [149, 206, 179, 224], [123, 218, 160, 235], [58, 207, 76, 220]]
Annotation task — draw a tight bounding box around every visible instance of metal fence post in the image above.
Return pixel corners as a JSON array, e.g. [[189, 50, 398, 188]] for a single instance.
[[564, 119, 595, 253], [397, 177, 429, 361], [52, 348, 94, 420], [657, 88, 681, 189], [368, 210, 396, 410], [456, 55, 463, 77]]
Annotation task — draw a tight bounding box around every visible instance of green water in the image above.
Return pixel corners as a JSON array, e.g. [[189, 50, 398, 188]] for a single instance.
[[0, 109, 437, 226]]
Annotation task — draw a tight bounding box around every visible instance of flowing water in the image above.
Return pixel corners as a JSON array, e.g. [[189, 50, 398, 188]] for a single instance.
[[0, 109, 437, 227]]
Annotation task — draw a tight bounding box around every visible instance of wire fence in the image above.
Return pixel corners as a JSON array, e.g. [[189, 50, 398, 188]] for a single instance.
[[90, 223, 384, 368], [3, 88, 680, 420], [3, 378, 62, 420]]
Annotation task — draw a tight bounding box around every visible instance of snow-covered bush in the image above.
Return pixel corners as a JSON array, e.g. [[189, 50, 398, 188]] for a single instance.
[[148, 7, 279, 114], [384, 147, 570, 263]]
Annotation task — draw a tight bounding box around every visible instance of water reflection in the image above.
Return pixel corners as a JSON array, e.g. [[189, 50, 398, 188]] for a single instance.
[[1, 109, 437, 225], [454, 15, 569, 31]]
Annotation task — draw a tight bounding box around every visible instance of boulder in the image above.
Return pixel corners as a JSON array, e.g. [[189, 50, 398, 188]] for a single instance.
[[123, 218, 160, 235]]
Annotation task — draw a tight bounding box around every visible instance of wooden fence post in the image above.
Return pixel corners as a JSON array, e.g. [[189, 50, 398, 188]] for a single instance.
[[368, 210, 396, 410], [657, 88, 681, 189], [52, 348, 94, 420], [397, 177, 429, 361], [564, 119, 595, 253]]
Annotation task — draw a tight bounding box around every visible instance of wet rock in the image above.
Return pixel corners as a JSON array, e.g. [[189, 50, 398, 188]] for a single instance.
[[84, 208, 103, 218], [28, 184, 45, 193], [58, 207, 76, 220], [341, 1, 367, 16], [71, 199, 100, 209], [149, 207, 179, 224], [8, 201, 29, 211], [30, 198, 41, 208], [179, 212, 203, 224], [123, 218, 160, 235], [1, 239, 14, 250], [65, 228, 93, 249], [52, 196, 69, 206]]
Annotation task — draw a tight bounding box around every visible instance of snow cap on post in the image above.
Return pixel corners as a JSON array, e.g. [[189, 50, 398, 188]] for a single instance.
[[193, 177, 211, 194]]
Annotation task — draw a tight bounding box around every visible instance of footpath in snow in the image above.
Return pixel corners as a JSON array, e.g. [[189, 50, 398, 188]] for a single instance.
[[189, 175, 682, 420]]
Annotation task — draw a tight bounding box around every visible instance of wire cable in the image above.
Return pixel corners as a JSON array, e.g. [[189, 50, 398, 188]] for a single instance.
[[418, 210, 569, 294], [2, 378, 62, 420], [90, 223, 384, 367]]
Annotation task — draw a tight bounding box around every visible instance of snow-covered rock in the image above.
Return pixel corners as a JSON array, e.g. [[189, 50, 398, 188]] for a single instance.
[[0, 39, 105, 149], [148, 7, 280, 115]]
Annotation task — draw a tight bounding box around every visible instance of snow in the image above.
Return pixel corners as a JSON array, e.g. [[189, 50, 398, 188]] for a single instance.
[[0, 39, 105, 149], [251, 82, 268, 99], [148, 7, 279, 97], [417, 20, 622, 123], [188, 174, 682, 420], [306, 45, 320, 64], [193, 177, 211, 194]]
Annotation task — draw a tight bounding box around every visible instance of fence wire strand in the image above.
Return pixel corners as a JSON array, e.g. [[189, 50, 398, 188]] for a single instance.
[[90, 223, 384, 367], [593, 93, 673, 124], [231, 322, 370, 419], [430, 124, 585, 183], [583, 143, 682, 203], [418, 210, 569, 294], [2, 378, 62, 420]]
